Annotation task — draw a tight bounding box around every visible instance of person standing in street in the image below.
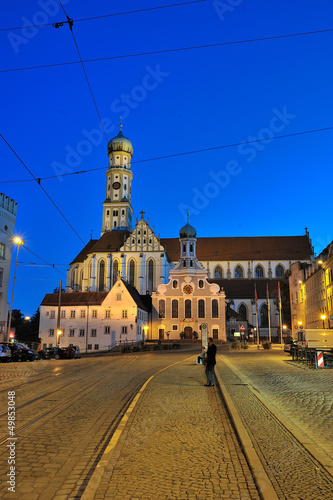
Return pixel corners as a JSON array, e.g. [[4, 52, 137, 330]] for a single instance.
[[205, 337, 216, 386]]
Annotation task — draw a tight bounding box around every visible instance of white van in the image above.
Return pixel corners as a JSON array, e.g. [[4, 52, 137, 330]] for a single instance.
[[297, 329, 333, 349]]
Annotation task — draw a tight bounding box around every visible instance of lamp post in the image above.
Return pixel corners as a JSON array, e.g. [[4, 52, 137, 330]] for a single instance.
[[6, 237, 24, 342], [320, 314, 326, 329]]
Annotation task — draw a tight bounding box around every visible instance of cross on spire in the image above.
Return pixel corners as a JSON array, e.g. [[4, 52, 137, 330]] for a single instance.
[[140, 210, 145, 220], [120, 116, 122, 130]]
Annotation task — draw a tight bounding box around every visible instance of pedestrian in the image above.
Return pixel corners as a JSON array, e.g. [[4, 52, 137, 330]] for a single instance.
[[197, 345, 206, 364], [205, 337, 216, 386]]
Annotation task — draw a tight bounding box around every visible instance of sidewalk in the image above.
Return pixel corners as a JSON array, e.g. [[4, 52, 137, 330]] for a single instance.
[[81, 355, 265, 500]]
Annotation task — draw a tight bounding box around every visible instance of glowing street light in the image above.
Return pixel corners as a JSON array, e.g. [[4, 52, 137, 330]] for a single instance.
[[6, 237, 24, 342], [321, 314, 327, 329]]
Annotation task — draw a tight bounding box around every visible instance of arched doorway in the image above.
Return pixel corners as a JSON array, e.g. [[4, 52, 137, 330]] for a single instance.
[[184, 326, 193, 339]]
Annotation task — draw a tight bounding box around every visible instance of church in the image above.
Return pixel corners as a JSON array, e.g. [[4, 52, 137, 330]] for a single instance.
[[39, 126, 314, 350]]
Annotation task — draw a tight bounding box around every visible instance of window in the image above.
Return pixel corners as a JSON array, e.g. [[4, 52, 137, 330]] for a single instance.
[[213, 329, 218, 339], [159, 299, 165, 319], [238, 304, 247, 319], [190, 244, 193, 253], [260, 304, 268, 327], [87, 344, 92, 350], [148, 259, 154, 292], [183, 244, 186, 253], [0, 267, 3, 287], [275, 265, 284, 278], [214, 266, 223, 278], [71, 310, 75, 319], [172, 324, 178, 331], [80, 310, 85, 318], [172, 299, 178, 318], [212, 299, 219, 318], [0, 243, 5, 259], [113, 209, 118, 216], [49, 329, 54, 336], [185, 299, 191, 318], [198, 280, 204, 288], [112, 260, 119, 285], [69, 329, 75, 337], [50, 311, 55, 319], [172, 280, 178, 289], [79, 329, 85, 337], [122, 310, 128, 318], [105, 310, 110, 318], [235, 265, 243, 278], [94, 344, 99, 350], [104, 326, 110, 334], [128, 259, 135, 286], [116, 294, 122, 301], [198, 299, 205, 318], [99, 260, 105, 291], [255, 265, 264, 278], [122, 326, 127, 334], [91, 329, 97, 337], [61, 310, 66, 319], [92, 310, 97, 318]]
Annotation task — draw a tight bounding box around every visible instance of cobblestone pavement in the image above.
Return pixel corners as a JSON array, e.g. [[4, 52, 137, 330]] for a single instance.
[[94, 359, 260, 500], [216, 350, 333, 499]]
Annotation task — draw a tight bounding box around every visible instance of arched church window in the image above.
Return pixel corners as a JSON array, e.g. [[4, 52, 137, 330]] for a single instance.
[[185, 299, 191, 318], [172, 300, 178, 318], [147, 259, 154, 293], [89, 261, 92, 279], [239, 303, 247, 319], [198, 299, 205, 318], [199, 280, 204, 288], [128, 260, 135, 287], [214, 266, 223, 278], [71, 269, 77, 289], [183, 244, 186, 253], [275, 264, 284, 278], [235, 265, 243, 278], [173, 280, 178, 289], [159, 299, 165, 318], [212, 299, 219, 318], [106, 210, 109, 216], [255, 265, 264, 278], [79, 269, 84, 290], [112, 260, 119, 285], [98, 260, 105, 291], [260, 304, 268, 327]]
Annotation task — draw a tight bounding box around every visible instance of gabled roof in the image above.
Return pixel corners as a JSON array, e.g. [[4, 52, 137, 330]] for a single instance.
[[70, 231, 129, 265], [41, 292, 109, 306], [209, 279, 281, 300], [121, 280, 150, 312], [226, 304, 247, 321], [161, 235, 313, 262]]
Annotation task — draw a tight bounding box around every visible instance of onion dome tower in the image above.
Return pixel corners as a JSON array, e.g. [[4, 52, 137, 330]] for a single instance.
[[101, 123, 134, 234]]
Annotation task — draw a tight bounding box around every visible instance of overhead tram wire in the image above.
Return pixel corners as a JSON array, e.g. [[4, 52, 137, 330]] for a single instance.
[[0, 227, 67, 278], [0, 134, 85, 244], [1, 124, 332, 185], [0, 1, 206, 31], [56, 0, 108, 143], [1, 27, 332, 73]]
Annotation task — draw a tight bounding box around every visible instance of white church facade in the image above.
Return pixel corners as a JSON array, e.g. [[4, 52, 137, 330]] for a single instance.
[[39, 126, 315, 347]]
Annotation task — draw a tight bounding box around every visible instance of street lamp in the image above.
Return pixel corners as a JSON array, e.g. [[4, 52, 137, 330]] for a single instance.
[[6, 237, 24, 342], [320, 314, 326, 329]]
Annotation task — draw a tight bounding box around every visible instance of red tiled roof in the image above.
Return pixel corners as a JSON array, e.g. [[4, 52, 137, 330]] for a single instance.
[[161, 236, 313, 262], [41, 292, 108, 306], [70, 231, 130, 264]]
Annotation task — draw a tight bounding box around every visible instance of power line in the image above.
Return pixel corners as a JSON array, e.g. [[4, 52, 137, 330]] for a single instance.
[[1, 27, 332, 73], [0, 1, 205, 31], [0, 133, 85, 244], [1, 124, 332, 185]]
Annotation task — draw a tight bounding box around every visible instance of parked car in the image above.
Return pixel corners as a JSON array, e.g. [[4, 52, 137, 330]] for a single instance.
[[0, 342, 25, 362], [0, 344, 12, 362], [39, 347, 70, 360], [69, 345, 81, 358], [284, 340, 298, 354], [16, 343, 39, 361]]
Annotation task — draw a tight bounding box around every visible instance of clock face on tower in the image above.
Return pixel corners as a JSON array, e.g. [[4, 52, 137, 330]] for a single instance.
[[183, 284, 193, 295], [112, 182, 121, 190]]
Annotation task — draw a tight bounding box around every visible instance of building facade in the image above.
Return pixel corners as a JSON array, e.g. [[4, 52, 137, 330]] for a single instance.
[[40, 276, 149, 352], [0, 193, 17, 340]]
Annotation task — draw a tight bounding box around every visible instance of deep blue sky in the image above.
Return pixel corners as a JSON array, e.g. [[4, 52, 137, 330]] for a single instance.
[[1, 0, 332, 315]]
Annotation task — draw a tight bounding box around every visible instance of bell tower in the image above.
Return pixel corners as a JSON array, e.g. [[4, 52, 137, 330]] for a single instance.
[[101, 124, 134, 234]]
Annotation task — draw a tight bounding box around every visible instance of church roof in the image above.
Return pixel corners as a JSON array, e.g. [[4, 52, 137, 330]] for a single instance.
[[121, 280, 150, 312], [209, 278, 281, 299], [70, 231, 130, 265], [41, 291, 109, 306], [161, 235, 313, 262]]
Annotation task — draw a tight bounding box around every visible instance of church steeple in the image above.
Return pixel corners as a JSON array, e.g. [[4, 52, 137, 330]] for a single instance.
[[101, 124, 134, 234], [179, 214, 198, 273]]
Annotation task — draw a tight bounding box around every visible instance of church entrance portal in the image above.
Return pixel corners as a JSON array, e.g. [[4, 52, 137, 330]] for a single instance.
[[184, 327, 193, 339], [159, 329, 164, 340]]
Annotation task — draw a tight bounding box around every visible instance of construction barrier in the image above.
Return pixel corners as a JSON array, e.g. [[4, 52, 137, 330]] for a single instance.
[[291, 347, 333, 369]]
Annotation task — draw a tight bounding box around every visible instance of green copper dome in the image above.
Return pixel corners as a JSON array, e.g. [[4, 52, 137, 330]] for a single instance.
[[107, 128, 133, 156], [179, 221, 197, 238]]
